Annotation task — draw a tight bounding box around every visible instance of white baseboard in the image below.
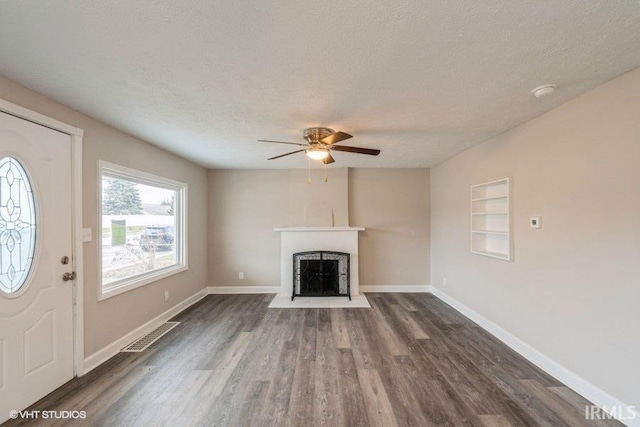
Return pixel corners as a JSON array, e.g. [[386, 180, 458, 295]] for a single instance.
[[207, 286, 280, 294], [81, 287, 209, 375], [207, 285, 430, 295], [360, 285, 430, 293], [428, 286, 640, 427]]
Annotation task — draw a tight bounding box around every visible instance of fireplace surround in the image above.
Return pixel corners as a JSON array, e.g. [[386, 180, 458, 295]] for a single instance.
[[293, 251, 350, 300], [274, 226, 364, 297]]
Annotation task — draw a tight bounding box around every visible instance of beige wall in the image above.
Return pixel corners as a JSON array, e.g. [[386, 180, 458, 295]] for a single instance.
[[209, 168, 430, 288], [350, 169, 430, 287], [208, 169, 289, 287], [0, 76, 209, 356], [430, 68, 640, 407], [289, 168, 349, 227]]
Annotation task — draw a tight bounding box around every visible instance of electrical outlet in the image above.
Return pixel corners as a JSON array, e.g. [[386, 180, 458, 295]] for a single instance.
[[239, 272, 244, 280], [164, 291, 169, 302], [442, 277, 447, 287]]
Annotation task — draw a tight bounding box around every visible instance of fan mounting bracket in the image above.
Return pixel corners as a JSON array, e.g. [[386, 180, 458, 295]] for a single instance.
[[304, 127, 334, 144]]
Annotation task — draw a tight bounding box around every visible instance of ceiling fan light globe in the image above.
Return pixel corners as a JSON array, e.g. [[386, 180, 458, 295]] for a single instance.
[[306, 149, 329, 161]]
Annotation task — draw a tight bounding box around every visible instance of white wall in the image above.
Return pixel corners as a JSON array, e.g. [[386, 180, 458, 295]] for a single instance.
[[430, 67, 640, 409]]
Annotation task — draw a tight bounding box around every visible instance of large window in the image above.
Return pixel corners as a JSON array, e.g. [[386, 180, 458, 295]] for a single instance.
[[98, 161, 187, 300]]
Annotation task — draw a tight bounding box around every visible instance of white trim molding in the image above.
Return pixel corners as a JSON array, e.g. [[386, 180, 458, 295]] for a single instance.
[[274, 226, 365, 232], [360, 285, 430, 293], [0, 99, 84, 137], [207, 286, 280, 294], [71, 134, 84, 377], [82, 288, 208, 375], [428, 286, 640, 427]]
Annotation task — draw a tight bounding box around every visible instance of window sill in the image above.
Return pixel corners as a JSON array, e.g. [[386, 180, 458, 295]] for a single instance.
[[98, 264, 187, 301]]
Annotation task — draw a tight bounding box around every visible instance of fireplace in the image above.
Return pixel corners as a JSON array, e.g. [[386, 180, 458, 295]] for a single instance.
[[293, 251, 350, 300], [275, 226, 363, 298]]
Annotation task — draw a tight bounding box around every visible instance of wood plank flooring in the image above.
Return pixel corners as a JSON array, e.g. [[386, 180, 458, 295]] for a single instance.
[[5, 293, 622, 426]]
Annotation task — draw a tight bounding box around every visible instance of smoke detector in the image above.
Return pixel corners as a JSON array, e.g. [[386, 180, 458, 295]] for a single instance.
[[532, 84, 556, 98]]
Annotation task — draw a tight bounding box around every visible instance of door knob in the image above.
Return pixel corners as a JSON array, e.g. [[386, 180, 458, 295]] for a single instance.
[[62, 272, 77, 282]]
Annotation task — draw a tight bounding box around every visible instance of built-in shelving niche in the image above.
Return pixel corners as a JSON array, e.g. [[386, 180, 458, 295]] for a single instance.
[[470, 177, 513, 261]]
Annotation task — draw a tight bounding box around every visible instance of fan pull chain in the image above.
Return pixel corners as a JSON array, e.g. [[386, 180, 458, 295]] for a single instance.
[[307, 157, 312, 184], [324, 161, 328, 182]]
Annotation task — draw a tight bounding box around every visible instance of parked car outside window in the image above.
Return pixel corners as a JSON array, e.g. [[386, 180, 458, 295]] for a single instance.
[[140, 225, 175, 251]]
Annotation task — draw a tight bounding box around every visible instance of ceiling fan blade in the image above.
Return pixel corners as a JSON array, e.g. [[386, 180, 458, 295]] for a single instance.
[[320, 131, 353, 145], [267, 149, 306, 160], [258, 139, 308, 147], [322, 153, 335, 164], [331, 145, 381, 156]]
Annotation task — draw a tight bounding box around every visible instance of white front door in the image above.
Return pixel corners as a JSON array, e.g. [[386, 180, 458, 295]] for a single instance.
[[0, 111, 74, 423]]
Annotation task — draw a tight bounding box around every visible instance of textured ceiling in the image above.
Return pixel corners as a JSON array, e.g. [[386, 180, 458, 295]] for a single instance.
[[1, 1, 640, 169]]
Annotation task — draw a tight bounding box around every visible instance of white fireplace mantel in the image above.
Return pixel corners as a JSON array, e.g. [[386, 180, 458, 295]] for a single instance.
[[275, 226, 365, 296], [274, 226, 365, 232]]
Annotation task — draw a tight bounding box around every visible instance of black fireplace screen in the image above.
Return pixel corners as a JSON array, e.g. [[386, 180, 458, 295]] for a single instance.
[[293, 251, 350, 300]]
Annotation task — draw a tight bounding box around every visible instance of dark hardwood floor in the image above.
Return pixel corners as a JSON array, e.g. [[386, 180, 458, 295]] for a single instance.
[[6, 293, 621, 426]]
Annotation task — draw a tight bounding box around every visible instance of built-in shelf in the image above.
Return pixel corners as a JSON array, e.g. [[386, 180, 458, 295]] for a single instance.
[[471, 230, 509, 235], [471, 195, 508, 202], [470, 178, 512, 261], [471, 211, 509, 216], [472, 249, 510, 261]]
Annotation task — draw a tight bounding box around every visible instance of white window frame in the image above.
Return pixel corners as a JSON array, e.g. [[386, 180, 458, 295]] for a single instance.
[[98, 161, 188, 301]]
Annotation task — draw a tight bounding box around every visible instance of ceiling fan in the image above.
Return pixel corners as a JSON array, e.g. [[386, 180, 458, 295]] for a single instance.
[[258, 127, 381, 164]]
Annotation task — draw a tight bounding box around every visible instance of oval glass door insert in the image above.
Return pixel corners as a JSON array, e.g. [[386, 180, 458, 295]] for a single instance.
[[0, 157, 37, 294]]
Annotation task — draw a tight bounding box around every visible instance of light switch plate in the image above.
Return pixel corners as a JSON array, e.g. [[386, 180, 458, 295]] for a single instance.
[[82, 228, 92, 242], [530, 217, 541, 229]]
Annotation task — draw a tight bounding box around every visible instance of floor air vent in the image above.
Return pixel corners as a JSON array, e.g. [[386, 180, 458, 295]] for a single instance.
[[121, 322, 180, 353]]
